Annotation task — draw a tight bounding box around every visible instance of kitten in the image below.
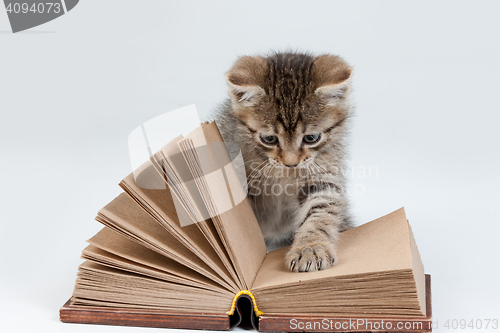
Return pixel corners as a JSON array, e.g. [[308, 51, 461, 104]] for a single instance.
[[215, 52, 353, 272]]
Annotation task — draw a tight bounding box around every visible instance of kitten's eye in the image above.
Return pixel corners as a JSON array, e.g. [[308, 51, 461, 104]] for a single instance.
[[260, 135, 278, 145], [303, 134, 321, 144]]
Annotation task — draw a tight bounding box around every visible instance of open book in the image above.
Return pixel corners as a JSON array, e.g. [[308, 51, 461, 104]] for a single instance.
[[60, 122, 432, 332]]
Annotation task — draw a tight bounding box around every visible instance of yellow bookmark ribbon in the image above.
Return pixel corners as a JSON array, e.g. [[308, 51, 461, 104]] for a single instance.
[[227, 290, 264, 317]]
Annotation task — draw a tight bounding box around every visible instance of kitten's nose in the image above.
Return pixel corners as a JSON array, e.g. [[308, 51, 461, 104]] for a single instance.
[[284, 163, 298, 168]]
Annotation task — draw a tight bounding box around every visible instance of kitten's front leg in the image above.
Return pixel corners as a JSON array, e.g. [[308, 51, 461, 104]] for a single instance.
[[286, 194, 349, 272]]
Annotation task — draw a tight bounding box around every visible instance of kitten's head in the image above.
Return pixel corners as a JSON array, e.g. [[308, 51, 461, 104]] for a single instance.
[[225, 52, 352, 168]]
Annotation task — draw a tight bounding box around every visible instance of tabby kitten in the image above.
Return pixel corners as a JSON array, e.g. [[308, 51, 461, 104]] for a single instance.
[[215, 52, 353, 272]]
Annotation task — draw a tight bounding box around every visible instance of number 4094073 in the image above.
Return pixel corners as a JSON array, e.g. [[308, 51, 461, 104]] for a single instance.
[[444, 319, 498, 330], [5, 2, 62, 14]]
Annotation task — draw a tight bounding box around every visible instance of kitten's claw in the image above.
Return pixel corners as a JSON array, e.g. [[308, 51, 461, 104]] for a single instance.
[[286, 243, 337, 272], [290, 260, 296, 271]]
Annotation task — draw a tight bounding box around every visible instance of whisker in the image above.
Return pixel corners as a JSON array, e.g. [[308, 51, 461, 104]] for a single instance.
[[258, 164, 272, 185], [309, 160, 324, 174], [305, 164, 314, 181], [314, 162, 331, 175], [246, 160, 268, 182], [264, 164, 275, 180]]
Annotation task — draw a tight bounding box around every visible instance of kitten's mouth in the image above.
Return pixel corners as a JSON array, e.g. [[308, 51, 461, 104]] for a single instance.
[[283, 163, 298, 168], [269, 157, 312, 169], [269, 158, 313, 171], [281, 158, 312, 169]]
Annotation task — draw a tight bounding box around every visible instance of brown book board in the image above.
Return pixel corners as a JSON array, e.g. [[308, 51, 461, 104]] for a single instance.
[[60, 274, 432, 332]]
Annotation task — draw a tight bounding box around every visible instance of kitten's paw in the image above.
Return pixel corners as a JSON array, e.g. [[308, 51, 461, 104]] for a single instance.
[[286, 243, 336, 272]]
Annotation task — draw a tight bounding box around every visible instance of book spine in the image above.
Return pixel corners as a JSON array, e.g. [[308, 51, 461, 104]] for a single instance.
[[227, 290, 264, 317]]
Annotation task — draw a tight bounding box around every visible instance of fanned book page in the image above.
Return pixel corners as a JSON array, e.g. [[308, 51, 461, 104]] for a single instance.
[[62, 121, 430, 332], [178, 122, 267, 290]]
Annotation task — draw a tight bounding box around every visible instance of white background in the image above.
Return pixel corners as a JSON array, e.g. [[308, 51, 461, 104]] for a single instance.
[[1, 1, 499, 332]]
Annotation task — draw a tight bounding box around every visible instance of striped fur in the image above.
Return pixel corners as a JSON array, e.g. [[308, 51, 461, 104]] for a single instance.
[[214, 52, 353, 272]]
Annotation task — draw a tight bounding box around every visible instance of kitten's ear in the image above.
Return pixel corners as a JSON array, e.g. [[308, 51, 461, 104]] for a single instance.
[[313, 55, 353, 105], [225, 56, 267, 107]]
